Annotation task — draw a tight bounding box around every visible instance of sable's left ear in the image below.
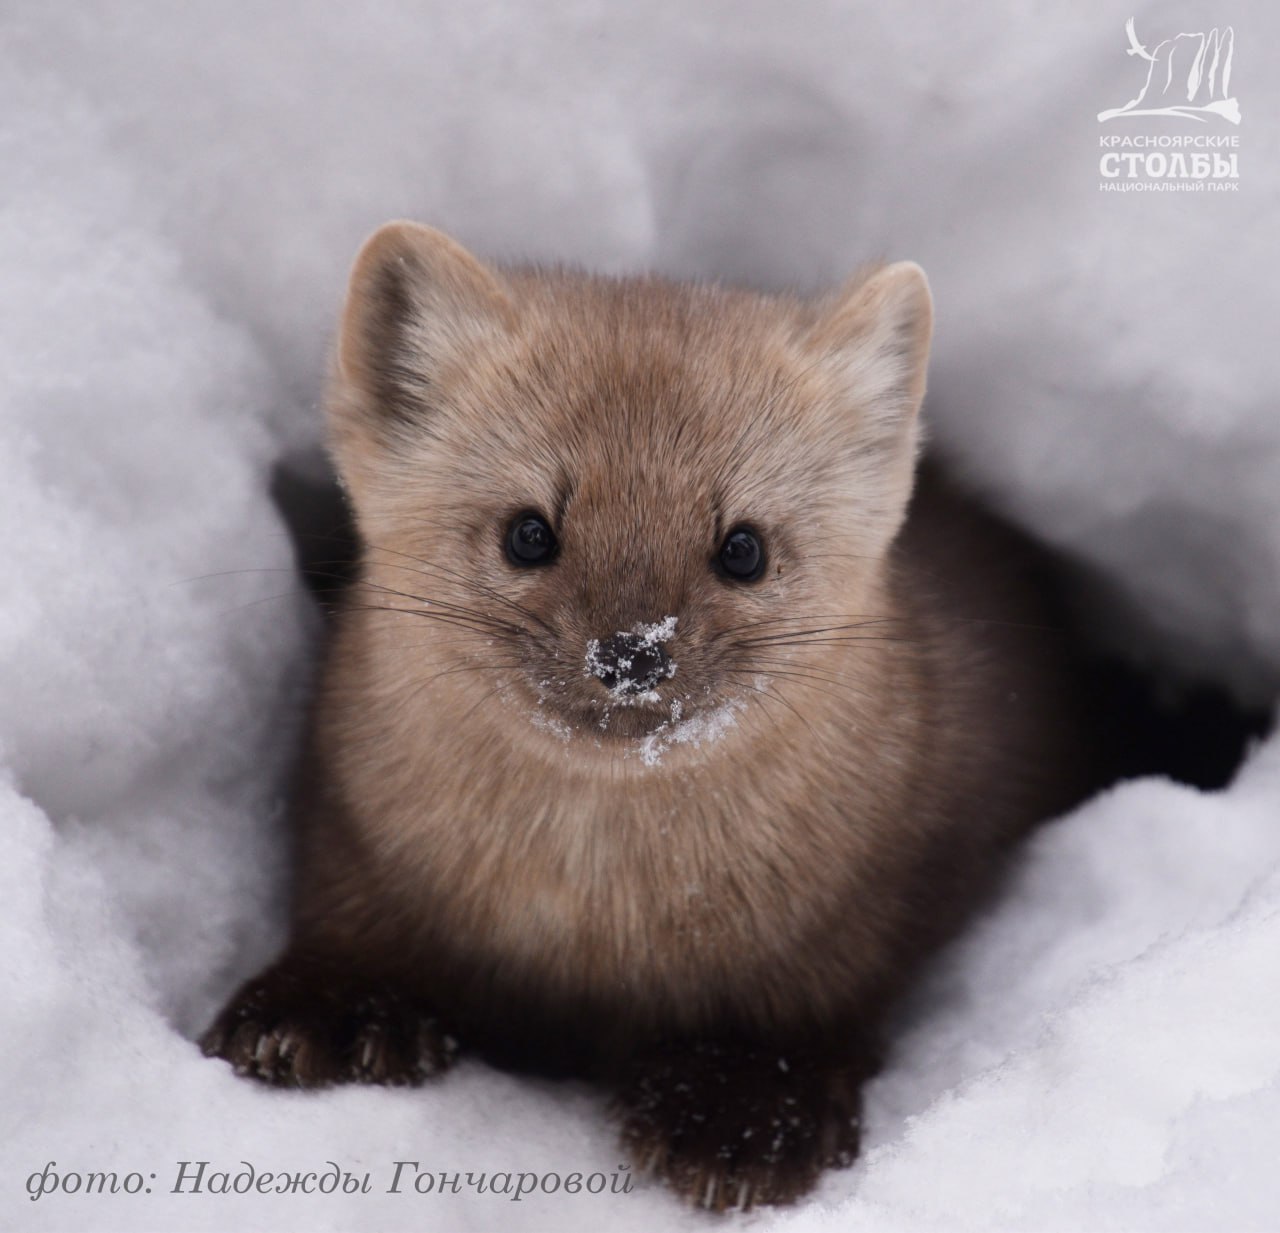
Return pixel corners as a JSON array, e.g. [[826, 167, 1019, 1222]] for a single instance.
[[809, 261, 934, 431]]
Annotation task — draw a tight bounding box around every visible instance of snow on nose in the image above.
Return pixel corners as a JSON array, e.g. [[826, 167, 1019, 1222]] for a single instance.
[[585, 617, 678, 696]]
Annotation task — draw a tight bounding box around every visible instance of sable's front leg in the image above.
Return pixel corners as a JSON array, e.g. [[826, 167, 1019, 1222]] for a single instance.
[[616, 1036, 876, 1211], [200, 947, 457, 1088]]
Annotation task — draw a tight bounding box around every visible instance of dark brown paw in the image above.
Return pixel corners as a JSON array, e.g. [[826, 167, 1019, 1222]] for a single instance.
[[199, 956, 457, 1088], [616, 1039, 869, 1211]]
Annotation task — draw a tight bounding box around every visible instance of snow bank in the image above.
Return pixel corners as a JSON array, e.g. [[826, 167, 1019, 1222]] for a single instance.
[[2, 1, 1277, 1229]]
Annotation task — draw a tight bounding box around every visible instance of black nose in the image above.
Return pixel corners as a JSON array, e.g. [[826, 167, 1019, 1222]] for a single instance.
[[588, 630, 673, 695]]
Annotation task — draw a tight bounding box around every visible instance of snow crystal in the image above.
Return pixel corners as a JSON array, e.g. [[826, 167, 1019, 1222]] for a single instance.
[[3, 2, 1279, 1230], [528, 709, 572, 742], [634, 616, 678, 646], [637, 699, 745, 768], [584, 615, 678, 703]]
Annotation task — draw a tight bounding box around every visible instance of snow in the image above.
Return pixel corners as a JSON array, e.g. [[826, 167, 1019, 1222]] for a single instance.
[[585, 616, 679, 705], [2, 0, 1278, 1229], [638, 699, 745, 768]]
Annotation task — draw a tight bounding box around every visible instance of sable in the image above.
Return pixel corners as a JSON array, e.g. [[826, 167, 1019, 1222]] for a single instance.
[[202, 222, 1098, 1211]]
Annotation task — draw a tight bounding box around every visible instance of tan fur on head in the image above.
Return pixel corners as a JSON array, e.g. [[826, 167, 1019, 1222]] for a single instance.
[[325, 223, 936, 756]]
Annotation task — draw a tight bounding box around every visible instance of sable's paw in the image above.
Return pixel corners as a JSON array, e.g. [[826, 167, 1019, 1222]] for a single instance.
[[616, 1039, 867, 1212], [199, 959, 457, 1088]]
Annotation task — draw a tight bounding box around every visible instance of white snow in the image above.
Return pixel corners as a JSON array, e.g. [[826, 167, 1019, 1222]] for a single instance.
[[585, 616, 678, 704], [634, 617, 679, 647], [638, 699, 745, 768], [2, 1, 1279, 1229]]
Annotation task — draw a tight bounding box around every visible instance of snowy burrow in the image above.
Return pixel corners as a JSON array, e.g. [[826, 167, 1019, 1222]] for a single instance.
[[2, 2, 1279, 1231]]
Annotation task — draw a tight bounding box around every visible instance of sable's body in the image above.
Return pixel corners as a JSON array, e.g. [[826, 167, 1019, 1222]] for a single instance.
[[295, 474, 1080, 1067], [204, 224, 1095, 1209]]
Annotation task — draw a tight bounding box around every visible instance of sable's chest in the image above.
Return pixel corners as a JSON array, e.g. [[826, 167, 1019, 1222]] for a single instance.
[[403, 778, 842, 995]]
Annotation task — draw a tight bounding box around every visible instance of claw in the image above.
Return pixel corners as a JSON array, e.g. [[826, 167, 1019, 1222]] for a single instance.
[[200, 965, 459, 1090]]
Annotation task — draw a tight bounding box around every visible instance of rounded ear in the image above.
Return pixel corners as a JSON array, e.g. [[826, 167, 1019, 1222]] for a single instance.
[[328, 221, 514, 500], [808, 261, 934, 432], [804, 262, 934, 550], [333, 219, 515, 424]]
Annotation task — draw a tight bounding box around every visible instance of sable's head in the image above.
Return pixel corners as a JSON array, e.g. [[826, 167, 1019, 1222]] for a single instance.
[[327, 222, 932, 754]]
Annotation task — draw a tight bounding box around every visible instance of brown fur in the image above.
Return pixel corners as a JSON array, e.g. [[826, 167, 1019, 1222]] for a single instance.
[[202, 222, 1096, 1210]]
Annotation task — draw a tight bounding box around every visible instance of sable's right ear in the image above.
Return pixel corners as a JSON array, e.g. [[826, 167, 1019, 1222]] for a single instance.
[[808, 261, 934, 436], [333, 221, 515, 431]]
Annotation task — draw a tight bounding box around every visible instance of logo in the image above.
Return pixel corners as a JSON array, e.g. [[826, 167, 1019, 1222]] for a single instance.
[[1096, 17, 1241, 192], [1098, 18, 1240, 124]]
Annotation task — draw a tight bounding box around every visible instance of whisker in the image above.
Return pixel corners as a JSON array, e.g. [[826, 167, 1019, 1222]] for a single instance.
[[310, 574, 531, 639], [738, 635, 922, 650], [713, 614, 904, 640], [204, 590, 325, 620], [365, 540, 558, 637], [724, 666, 870, 710], [412, 660, 522, 688], [366, 634, 526, 658], [735, 628, 917, 650], [308, 557, 532, 633], [170, 566, 310, 586], [453, 681, 516, 728], [341, 576, 523, 632], [341, 604, 520, 640], [723, 674, 817, 740], [740, 656, 873, 690], [202, 561, 515, 626]]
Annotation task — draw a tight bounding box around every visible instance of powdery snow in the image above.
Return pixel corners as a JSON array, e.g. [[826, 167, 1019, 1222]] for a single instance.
[[585, 615, 679, 704], [638, 699, 745, 768], [2, 1, 1279, 1230]]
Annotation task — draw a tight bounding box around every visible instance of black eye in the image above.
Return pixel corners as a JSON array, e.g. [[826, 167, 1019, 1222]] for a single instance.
[[716, 526, 765, 582], [505, 512, 558, 567]]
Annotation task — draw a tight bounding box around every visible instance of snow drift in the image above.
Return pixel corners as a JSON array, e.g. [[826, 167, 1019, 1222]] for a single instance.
[[2, 1, 1278, 1229]]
